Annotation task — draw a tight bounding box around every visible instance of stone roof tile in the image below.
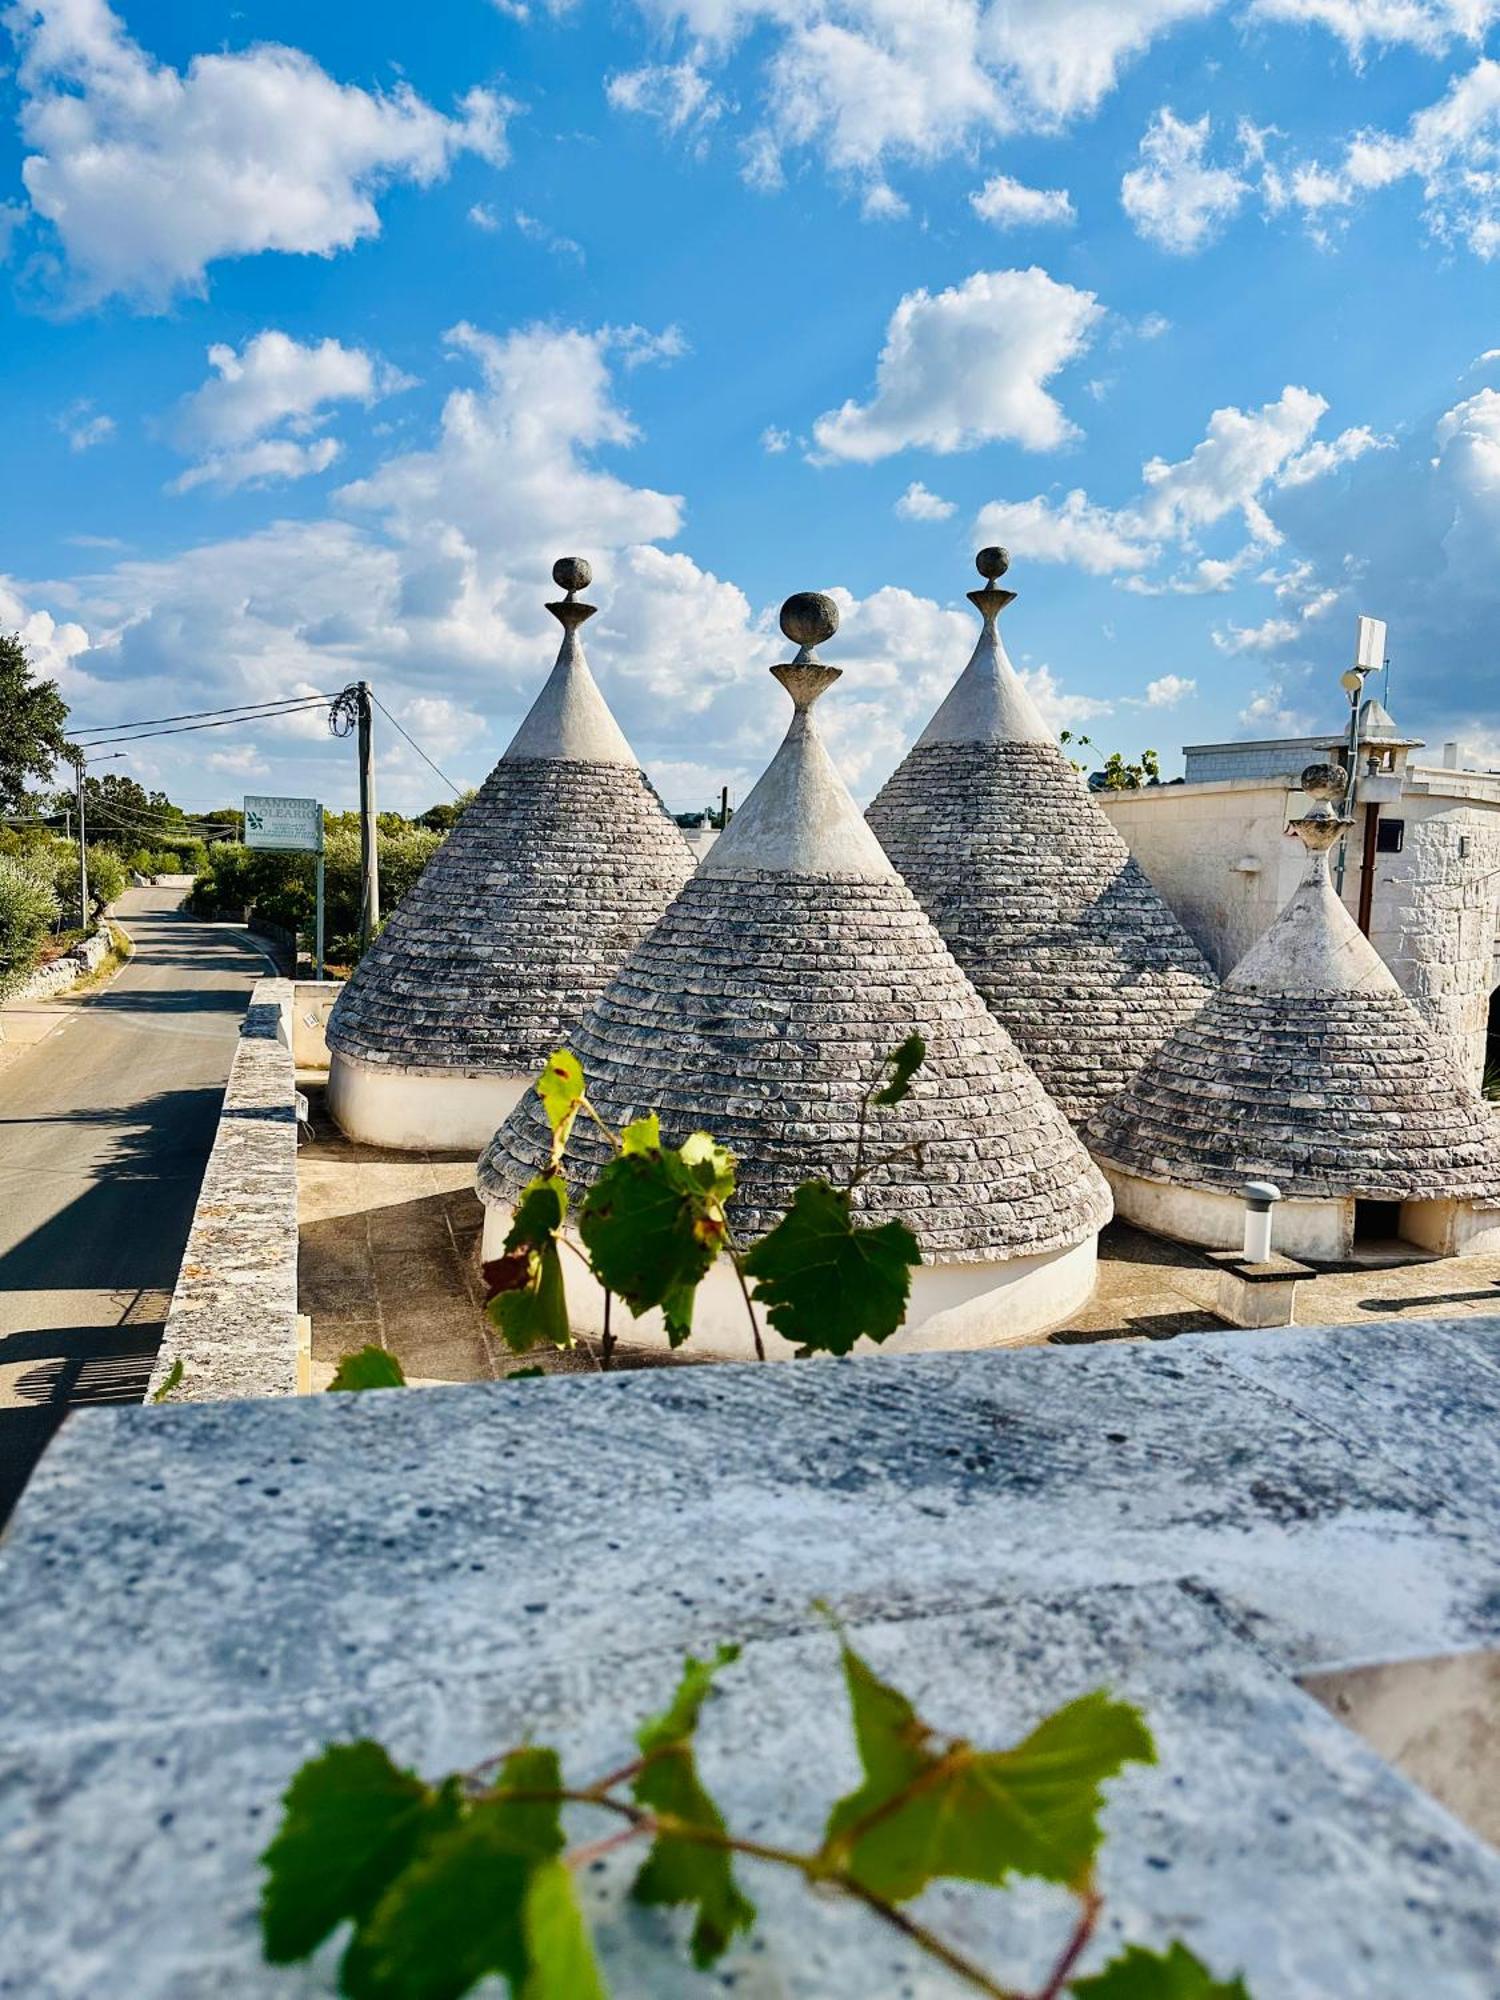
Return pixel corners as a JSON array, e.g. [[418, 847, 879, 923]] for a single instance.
[[866, 552, 1217, 1124]]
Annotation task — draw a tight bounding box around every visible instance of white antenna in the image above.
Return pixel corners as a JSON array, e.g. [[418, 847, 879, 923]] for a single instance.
[[1354, 613, 1386, 673]]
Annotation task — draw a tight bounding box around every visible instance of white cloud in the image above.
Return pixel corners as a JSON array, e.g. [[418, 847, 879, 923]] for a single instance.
[[468, 202, 501, 232], [895, 480, 956, 520], [969, 174, 1075, 227], [1213, 615, 1303, 654], [1135, 385, 1328, 541], [1143, 673, 1196, 705], [1277, 422, 1392, 485], [174, 331, 404, 451], [168, 436, 344, 496], [1246, 0, 1498, 57], [612, 323, 689, 369], [973, 489, 1156, 573], [812, 266, 1101, 462], [987, 0, 1218, 120], [1279, 57, 1500, 257], [1121, 108, 1250, 253], [976, 386, 1361, 592], [56, 399, 116, 452], [760, 425, 791, 453], [10, 0, 509, 306], [514, 211, 585, 261], [1240, 682, 1314, 731], [616, 0, 1214, 196], [860, 180, 909, 220], [606, 60, 724, 135]]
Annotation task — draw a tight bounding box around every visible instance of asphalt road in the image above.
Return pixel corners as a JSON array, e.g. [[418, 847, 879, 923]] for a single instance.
[[0, 889, 269, 1523]]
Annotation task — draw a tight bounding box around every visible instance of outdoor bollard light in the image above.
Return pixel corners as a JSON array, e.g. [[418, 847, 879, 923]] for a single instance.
[[1242, 1180, 1282, 1262]]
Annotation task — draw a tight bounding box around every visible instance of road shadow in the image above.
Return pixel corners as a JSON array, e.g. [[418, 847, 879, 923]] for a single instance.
[[0, 1318, 162, 1523]]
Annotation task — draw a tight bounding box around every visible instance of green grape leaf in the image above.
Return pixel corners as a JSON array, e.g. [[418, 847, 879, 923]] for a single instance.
[[490, 1239, 571, 1354], [872, 1032, 926, 1107], [820, 1643, 1155, 1901], [578, 1145, 730, 1333], [536, 1051, 586, 1159], [260, 1741, 458, 1964], [679, 1131, 736, 1203], [1071, 1942, 1252, 1998], [521, 1858, 608, 2000], [328, 1347, 407, 1393], [621, 1113, 661, 1153], [485, 1175, 572, 1354], [348, 1748, 565, 2000], [631, 1645, 755, 1968], [742, 1181, 920, 1355]]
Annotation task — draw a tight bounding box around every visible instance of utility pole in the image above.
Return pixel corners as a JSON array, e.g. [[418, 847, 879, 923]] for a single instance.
[[356, 680, 380, 952], [719, 783, 730, 831], [74, 754, 88, 929]]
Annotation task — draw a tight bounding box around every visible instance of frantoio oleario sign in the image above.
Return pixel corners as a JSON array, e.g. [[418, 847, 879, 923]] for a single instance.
[[243, 795, 323, 854]]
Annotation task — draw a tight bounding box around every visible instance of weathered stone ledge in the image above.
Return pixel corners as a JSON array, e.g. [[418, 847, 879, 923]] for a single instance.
[[5, 920, 115, 1005], [145, 976, 300, 1403]]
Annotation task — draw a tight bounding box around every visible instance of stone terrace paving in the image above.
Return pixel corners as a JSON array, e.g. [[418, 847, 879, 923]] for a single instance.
[[1, 1316, 1498, 1995]]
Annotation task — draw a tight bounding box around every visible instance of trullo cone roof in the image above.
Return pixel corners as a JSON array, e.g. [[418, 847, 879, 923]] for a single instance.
[[865, 551, 1216, 1125], [479, 593, 1111, 1260], [326, 560, 695, 1079], [1086, 768, 1500, 1200]]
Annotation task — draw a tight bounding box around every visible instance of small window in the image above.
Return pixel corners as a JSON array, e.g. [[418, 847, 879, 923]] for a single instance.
[[1375, 817, 1405, 854]]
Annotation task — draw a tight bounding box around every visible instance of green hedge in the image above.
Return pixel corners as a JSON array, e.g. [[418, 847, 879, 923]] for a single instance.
[[191, 826, 443, 966], [0, 854, 61, 996]]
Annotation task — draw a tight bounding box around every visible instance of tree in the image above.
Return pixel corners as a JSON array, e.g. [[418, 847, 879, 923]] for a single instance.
[[0, 634, 73, 813]]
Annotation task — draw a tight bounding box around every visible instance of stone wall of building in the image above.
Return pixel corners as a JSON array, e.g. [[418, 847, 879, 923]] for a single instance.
[[1363, 792, 1500, 1085]]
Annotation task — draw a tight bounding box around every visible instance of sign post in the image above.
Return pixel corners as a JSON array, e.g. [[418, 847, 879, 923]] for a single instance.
[[244, 795, 325, 978]]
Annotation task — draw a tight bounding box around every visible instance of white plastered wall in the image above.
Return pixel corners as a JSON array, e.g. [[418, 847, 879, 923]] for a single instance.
[[478, 1199, 1099, 1357], [328, 1053, 529, 1154], [1101, 1162, 1353, 1261]]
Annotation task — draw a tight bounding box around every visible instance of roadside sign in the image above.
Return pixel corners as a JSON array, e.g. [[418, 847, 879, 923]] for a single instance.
[[244, 795, 323, 854]]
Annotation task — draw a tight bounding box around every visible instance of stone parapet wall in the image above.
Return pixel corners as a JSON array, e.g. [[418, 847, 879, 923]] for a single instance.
[[145, 977, 301, 1403], [6, 922, 114, 1005]]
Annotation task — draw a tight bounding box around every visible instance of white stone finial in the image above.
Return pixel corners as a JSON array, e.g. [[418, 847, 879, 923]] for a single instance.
[[914, 549, 1049, 749], [503, 555, 634, 765], [700, 588, 893, 880]]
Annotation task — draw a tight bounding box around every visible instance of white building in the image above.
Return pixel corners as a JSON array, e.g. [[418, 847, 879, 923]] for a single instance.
[[1101, 712, 1500, 1087]]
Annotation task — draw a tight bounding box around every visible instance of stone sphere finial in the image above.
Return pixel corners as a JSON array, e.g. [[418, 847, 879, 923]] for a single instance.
[[976, 546, 1010, 582], [553, 555, 592, 595], [774, 591, 841, 708], [1300, 762, 1347, 803], [780, 591, 839, 653]]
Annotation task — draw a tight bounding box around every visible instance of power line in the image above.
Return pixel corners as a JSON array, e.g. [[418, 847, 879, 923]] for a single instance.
[[73, 692, 343, 741], [75, 698, 333, 750], [370, 693, 463, 798]]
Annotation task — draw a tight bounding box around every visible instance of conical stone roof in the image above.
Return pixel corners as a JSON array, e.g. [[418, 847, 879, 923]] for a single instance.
[[1087, 765, 1500, 1200], [479, 591, 1111, 1259], [326, 559, 695, 1079], [865, 549, 1216, 1125]]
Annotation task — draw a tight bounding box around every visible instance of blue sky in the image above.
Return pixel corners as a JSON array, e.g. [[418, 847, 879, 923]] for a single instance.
[[3, 0, 1500, 817]]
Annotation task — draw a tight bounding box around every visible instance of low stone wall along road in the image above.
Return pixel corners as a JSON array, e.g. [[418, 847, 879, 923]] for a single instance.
[[0, 889, 270, 1521]]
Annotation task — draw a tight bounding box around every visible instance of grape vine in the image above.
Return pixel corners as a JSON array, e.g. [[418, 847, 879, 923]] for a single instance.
[[260, 1623, 1251, 1998]]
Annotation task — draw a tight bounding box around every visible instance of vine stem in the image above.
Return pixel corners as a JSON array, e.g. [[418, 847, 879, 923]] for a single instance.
[[566, 1823, 642, 1871], [499, 1786, 1027, 2000], [1035, 1885, 1101, 2000], [601, 1287, 615, 1371], [725, 1244, 766, 1362]]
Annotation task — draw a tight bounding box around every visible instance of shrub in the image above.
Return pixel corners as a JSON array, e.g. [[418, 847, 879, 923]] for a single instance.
[[191, 827, 442, 964], [0, 854, 61, 997], [52, 842, 127, 917]]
